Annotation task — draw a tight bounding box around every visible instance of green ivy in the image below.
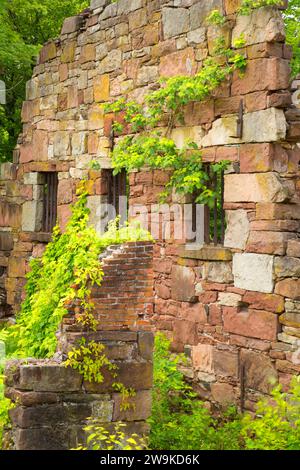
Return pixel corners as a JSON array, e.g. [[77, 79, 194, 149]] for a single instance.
[[2, 182, 151, 359], [104, 12, 248, 207]]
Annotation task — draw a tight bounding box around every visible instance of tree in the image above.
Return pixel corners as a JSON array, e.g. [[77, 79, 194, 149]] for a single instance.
[[0, 0, 89, 163]]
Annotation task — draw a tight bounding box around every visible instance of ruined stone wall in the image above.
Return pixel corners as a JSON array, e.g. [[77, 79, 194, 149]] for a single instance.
[[4, 241, 154, 450], [0, 0, 299, 411]]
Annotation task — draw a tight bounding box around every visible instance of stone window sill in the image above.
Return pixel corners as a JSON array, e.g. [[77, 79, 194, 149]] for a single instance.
[[177, 244, 232, 261]]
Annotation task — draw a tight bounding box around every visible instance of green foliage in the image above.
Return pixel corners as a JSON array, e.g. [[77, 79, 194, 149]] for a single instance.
[[76, 421, 148, 450], [206, 10, 226, 26], [284, 0, 300, 76], [148, 333, 243, 450], [242, 376, 300, 450], [238, 0, 284, 15], [2, 182, 151, 359], [0, 0, 89, 162], [106, 39, 245, 206], [0, 372, 14, 448], [64, 338, 118, 383]]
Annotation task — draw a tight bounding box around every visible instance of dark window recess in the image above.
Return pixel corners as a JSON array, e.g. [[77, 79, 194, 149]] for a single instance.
[[42, 172, 58, 233], [107, 169, 128, 222], [192, 165, 225, 245]]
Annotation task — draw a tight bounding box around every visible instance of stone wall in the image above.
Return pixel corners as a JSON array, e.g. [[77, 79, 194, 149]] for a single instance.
[[0, 0, 299, 411], [4, 241, 154, 450]]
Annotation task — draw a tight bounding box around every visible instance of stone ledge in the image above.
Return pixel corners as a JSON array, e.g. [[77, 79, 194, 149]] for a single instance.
[[177, 244, 232, 261]]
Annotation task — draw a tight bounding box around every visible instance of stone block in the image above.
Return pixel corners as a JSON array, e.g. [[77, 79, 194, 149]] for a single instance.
[[94, 74, 110, 102], [171, 265, 196, 302], [128, 8, 147, 31], [287, 240, 300, 257], [232, 7, 285, 47], [242, 291, 285, 313], [159, 48, 196, 77], [23, 172, 45, 185], [177, 245, 232, 261], [190, 0, 223, 30], [202, 262, 233, 284], [187, 27, 206, 45], [202, 108, 286, 147], [53, 132, 71, 158], [18, 364, 82, 392], [246, 231, 292, 255], [84, 362, 153, 393], [113, 390, 151, 421], [240, 143, 288, 173], [213, 349, 239, 378], [211, 383, 236, 405], [71, 132, 88, 156], [224, 209, 250, 250], [162, 7, 189, 39], [192, 344, 213, 373], [39, 42, 57, 64], [173, 319, 197, 346], [275, 279, 300, 300], [223, 306, 278, 341], [241, 350, 278, 393], [22, 201, 43, 232], [274, 256, 300, 278], [218, 292, 242, 307], [138, 331, 154, 361], [0, 232, 13, 251], [233, 253, 274, 293], [100, 49, 122, 73], [61, 16, 83, 35], [225, 173, 289, 203], [61, 41, 76, 63], [232, 59, 290, 96], [57, 179, 73, 205], [256, 203, 300, 220]]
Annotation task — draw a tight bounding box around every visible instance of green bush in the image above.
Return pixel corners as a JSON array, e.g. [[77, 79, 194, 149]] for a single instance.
[[242, 377, 300, 450], [149, 333, 300, 451], [148, 333, 242, 450]]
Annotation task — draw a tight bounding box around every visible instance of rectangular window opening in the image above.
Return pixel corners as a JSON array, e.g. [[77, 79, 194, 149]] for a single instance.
[[192, 164, 226, 246], [107, 169, 128, 225], [42, 172, 58, 233]]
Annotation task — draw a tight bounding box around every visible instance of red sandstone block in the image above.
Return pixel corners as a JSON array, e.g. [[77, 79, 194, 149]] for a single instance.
[[198, 291, 218, 304], [244, 91, 268, 112], [159, 48, 196, 78], [287, 239, 300, 258], [256, 203, 300, 220], [232, 58, 290, 96], [275, 279, 300, 299], [249, 220, 299, 232], [246, 231, 292, 255], [173, 319, 198, 346], [179, 302, 207, 324], [246, 42, 283, 60], [242, 291, 285, 313], [229, 334, 271, 352], [209, 304, 222, 326], [223, 306, 278, 341]]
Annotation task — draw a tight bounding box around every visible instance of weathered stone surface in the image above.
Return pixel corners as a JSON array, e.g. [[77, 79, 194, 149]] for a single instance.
[[218, 292, 242, 307], [202, 262, 233, 284], [242, 291, 285, 313], [275, 279, 300, 300], [202, 108, 286, 147], [224, 209, 250, 250], [287, 239, 300, 257], [53, 132, 71, 158], [274, 256, 300, 278], [232, 59, 290, 96], [22, 201, 43, 232], [233, 253, 274, 293], [192, 344, 213, 372], [241, 350, 278, 393], [190, 0, 223, 30], [232, 7, 285, 47], [171, 265, 196, 302], [225, 173, 289, 203], [61, 16, 82, 35], [187, 27, 206, 45], [240, 143, 288, 173], [223, 307, 278, 341], [113, 390, 151, 421], [256, 203, 300, 220], [159, 48, 196, 77], [138, 331, 154, 361], [18, 364, 82, 392], [246, 231, 293, 255], [162, 7, 189, 39], [94, 74, 110, 102], [213, 349, 239, 378], [178, 245, 232, 261], [211, 383, 236, 405]]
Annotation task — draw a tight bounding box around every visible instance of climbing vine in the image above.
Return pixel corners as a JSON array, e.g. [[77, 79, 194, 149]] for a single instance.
[[104, 10, 249, 206], [2, 181, 151, 359]]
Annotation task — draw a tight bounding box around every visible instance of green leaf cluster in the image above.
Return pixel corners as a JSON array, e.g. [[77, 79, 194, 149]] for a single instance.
[[2, 182, 152, 359]]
